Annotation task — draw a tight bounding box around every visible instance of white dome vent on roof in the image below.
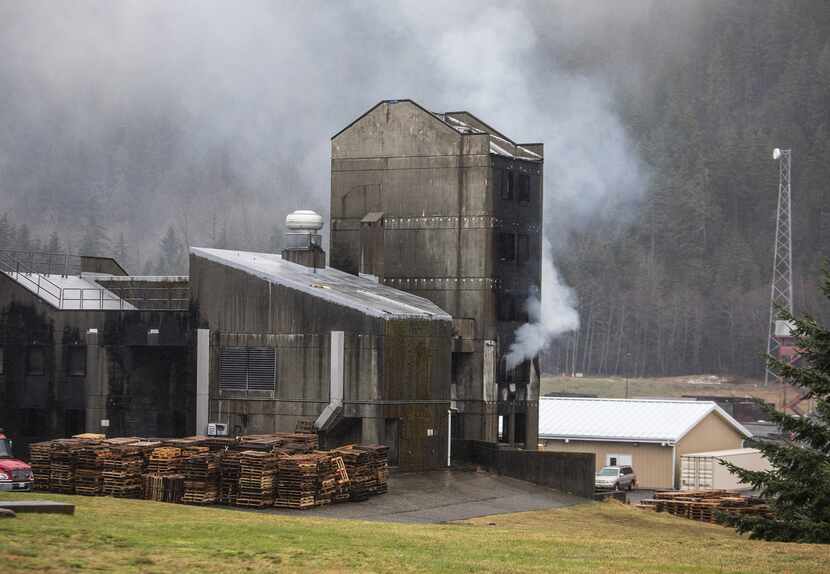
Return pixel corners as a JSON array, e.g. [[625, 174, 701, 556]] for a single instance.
[[286, 210, 323, 232]]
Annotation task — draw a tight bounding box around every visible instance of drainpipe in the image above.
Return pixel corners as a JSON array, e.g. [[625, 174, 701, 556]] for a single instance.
[[196, 329, 210, 435], [447, 409, 452, 467], [671, 443, 677, 489]]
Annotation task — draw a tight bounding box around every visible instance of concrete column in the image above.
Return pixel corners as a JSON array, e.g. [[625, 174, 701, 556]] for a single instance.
[[196, 329, 210, 435], [84, 329, 106, 434]]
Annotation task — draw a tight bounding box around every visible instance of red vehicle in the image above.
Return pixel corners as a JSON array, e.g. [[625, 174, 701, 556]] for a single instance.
[[0, 429, 33, 492]]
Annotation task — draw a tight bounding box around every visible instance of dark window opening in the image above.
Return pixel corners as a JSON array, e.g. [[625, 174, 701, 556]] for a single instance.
[[219, 346, 277, 392], [26, 347, 46, 376], [501, 170, 514, 200], [497, 232, 516, 261], [514, 414, 527, 444], [517, 234, 529, 264], [64, 409, 85, 437], [497, 293, 516, 322], [518, 174, 530, 204], [0, 346, 4, 375], [67, 346, 86, 376]]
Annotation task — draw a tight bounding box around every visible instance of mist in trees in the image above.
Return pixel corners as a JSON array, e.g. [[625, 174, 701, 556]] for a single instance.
[[0, 1, 828, 379]]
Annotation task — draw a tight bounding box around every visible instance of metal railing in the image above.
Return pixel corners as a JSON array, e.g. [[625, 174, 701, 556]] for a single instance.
[[0, 250, 189, 311], [0, 249, 82, 276]]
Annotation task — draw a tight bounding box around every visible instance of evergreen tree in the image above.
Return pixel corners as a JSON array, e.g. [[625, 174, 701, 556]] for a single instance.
[[79, 211, 110, 256], [15, 224, 31, 251], [0, 213, 13, 250], [722, 268, 830, 543], [156, 226, 184, 274], [46, 231, 61, 253]]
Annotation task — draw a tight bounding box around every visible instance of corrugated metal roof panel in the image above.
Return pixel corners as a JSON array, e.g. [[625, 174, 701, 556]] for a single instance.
[[539, 397, 751, 443], [190, 247, 452, 321]]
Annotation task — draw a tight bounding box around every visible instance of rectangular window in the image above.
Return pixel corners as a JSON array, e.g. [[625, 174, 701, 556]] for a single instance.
[[518, 174, 530, 204], [219, 346, 276, 392], [497, 232, 516, 261], [67, 346, 86, 376], [501, 170, 514, 200], [517, 234, 529, 264], [0, 346, 4, 375], [26, 347, 46, 376]]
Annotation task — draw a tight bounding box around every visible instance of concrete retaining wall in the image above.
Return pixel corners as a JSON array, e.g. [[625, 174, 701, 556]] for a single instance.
[[453, 439, 594, 498]]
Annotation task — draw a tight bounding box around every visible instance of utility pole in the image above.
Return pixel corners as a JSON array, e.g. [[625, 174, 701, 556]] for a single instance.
[[765, 148, 793, 387]]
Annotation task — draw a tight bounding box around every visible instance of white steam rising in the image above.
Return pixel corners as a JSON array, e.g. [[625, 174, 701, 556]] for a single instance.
[[505, 239, 580, 370]]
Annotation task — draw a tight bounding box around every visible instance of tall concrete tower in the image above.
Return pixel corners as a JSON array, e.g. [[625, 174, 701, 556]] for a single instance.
[[330, 100, 543, 449]]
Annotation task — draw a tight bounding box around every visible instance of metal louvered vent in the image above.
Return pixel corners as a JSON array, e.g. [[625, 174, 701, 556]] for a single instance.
[[247, 347, 276, 391], [219, 346, 276, 392]]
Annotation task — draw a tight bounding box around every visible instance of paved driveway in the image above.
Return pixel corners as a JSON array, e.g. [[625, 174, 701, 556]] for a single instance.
[[263, 469, 586, 524]]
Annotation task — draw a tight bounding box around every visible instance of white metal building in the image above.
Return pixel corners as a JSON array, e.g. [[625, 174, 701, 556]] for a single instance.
[[538, 397, 752, 489]]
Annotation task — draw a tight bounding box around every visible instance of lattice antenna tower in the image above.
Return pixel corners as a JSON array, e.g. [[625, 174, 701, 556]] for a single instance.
[[765, 147, 793, 386]]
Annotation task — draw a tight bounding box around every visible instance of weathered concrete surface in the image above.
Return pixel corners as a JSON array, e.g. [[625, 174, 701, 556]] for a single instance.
[[0, 500, 75, 514], [263, 469, 585, 524]]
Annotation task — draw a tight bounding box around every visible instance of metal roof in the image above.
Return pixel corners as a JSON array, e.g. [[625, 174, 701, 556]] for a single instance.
[[190, 247, 452, 321], [681, 447, 760, 458], [538, 397, 752, 444]]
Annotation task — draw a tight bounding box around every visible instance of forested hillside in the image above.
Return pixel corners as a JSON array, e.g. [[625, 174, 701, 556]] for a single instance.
[[544, 2, 830, 378], [0, 1, 827, 378]]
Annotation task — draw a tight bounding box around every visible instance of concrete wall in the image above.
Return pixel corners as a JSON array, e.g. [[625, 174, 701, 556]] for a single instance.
[[541, 439, 674, 489], [331, 100, 542, 449], [0, 273, 194, 455], [453, 439, 594, 498], [190, 253, 453, 471]]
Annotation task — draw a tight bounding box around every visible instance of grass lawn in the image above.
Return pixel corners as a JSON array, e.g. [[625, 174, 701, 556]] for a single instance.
[[541, 374, 794, 408], [1, 493, 827, 573]]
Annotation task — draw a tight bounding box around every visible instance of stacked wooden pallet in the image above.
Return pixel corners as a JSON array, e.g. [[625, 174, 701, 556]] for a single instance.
[[29, 441, 53, 491], [147, 447, 186, 474], [236, 450, 278, 508], [75, 445, 112, 496], [102, 442, 154, 498], [334, 445, 388, 501], [360, 444, 389, 495], [49, 439, 83, 494], [274, 453, 326, 509], [143, 473, 185, 503], [219, 450, 242, 505], [637, 490, 770, 524], [182, 453, 219, 505]]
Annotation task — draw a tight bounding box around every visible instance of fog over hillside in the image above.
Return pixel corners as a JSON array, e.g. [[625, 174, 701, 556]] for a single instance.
[[1, 1, 828, 377]]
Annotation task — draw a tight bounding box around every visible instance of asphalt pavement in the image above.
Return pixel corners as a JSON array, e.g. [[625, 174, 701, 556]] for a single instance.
[[260, 468, 586, 524]]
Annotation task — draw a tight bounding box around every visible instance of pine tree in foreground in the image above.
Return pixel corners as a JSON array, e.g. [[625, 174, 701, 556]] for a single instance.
[[722, 268, 830, 543]]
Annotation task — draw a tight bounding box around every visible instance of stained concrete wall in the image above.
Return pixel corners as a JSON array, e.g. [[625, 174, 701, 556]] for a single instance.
[[190, 253, 453, 471], [331, 100, 543, 449], [453, 439, 594, 498], [0, 273, 194, 456]]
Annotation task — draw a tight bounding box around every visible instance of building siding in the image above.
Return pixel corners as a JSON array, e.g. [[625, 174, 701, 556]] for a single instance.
[[542, 439, 674, 489], [675, 411, 746, 486]]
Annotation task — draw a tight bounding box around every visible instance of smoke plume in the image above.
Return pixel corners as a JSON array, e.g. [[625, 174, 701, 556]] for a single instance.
[[505, 239, 580, 370], [0, 1, 649, 341]]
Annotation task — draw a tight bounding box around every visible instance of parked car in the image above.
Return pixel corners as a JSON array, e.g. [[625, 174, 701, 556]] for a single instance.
[[595, 465, 637, 491]]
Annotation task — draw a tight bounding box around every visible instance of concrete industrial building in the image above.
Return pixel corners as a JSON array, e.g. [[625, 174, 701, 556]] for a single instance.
[[189, 241, 453, 471], [0, 99, 547, 473], [330, 100, 543, 448], [538, 397, 752, 489], [0, 252, 192, 454]]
